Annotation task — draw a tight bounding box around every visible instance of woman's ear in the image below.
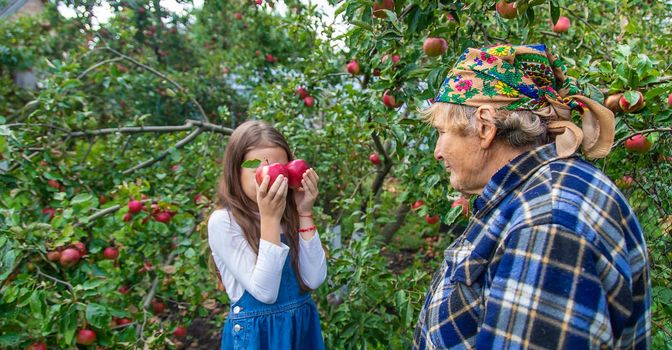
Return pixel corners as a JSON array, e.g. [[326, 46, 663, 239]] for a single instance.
[[475, 105, 498, 149]]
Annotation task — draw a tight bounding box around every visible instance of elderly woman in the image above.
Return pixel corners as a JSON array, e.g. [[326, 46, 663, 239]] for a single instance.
[[414, 44, 650, 349]]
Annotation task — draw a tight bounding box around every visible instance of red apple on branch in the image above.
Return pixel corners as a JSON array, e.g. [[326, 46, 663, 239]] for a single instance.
[[42, 207, 56, 220], [604, 94, 622, 113], [551, 16, 571, 33], [128, 199, 143, 214], [296, 86, 309, 99], [619, 91, 645, 113], [373, 0, 394, 18], [496, 0, 517, 19], [624, 134, 651, 153], [425, 214, 439, 225], [369, 153, 381, 165], [151, 300, 166, 314], [423, 38, 448, 57], [303, 96, 315, 107], [59, 248, 81, 267], [173, 325, 188, 338], [285, 159, 310, 190], [347, 60, 360, 75], [452, 196, 469, 217], [25, 342, 46, 350], [76, 329, 96, 345], [103, 247, 119, 260], [411, 200, 424, 210]]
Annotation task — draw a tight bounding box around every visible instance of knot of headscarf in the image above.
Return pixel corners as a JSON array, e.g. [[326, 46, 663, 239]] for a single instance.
[[434, 44, 614, 159]]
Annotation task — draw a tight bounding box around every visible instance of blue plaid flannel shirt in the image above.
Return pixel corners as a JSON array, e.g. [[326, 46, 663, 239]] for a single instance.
[[414, 143, 651, 349]]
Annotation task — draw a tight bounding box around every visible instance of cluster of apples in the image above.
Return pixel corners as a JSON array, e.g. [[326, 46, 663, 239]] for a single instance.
[[46, 242, 87, 268], [125, 198, 175, 223], [411, 195, 470, 225], [496, 1, 570, 33], [255, 159, 311, 189], [296, 86, 315, 107]]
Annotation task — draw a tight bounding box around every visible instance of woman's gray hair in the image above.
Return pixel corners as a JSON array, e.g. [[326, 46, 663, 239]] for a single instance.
[[422, 103, 549, 148]]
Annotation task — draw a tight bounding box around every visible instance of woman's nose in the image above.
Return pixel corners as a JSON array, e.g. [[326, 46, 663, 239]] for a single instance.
[[434, 143, 443, 160]]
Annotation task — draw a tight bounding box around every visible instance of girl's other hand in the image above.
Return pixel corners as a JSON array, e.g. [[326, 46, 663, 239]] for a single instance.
[[294, 169, 319, 213]]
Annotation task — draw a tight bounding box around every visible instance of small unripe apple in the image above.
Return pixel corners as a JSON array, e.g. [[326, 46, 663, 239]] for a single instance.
[[255, 163, 289, 187], [423, 38, 448, 57], [151, 300, 166, 314], [76, 329, 96, 345], [425, 214, 440, 225], [103, 247, 119, 260], [496, 0, 517, 19], [346, 60, 360, 75], [551, 16, 570, 33], [619, 91, 645, 113], [128, 200, 143, 214], [624, 134, 652, 153], [411, 200, 424, 210], [303, 96, 315, 107], [285, 159, 311, 190], [604, 94, 623, 113], [59, 248, 81, 267], [369, 153, 381, 165], [372, 0, 394, 18], [296, 86, 309, 99], [173, 325, 188, 338]]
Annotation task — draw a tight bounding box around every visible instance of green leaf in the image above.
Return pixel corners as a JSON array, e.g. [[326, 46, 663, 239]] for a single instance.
[[624, 90, 639, 106], [86, 303, 111, 329], [242, 159, 262, 169], [550, 1, 560, 26], [60, 305, 77, 344]]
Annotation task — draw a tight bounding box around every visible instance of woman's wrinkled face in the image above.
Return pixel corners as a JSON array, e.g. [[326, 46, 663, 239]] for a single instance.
[[241, 146, 289, 202], [432, 116, 486, 194]]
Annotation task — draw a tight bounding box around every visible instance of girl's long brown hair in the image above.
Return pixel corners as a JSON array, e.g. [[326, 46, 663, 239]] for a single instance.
[[214, 120, 308, 293]]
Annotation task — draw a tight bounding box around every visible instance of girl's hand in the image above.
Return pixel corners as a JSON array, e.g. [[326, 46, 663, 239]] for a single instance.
[[294, 169, 319, 213], [256, 174, 288, 221]]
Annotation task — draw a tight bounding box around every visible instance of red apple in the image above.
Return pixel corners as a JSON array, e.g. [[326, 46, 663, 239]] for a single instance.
[[373, 68, 381, 76], [59, 248, 81, 267], [151, 300, 166, 314], [118, 285, 130, 294], [155, 211, 172, 223], [452, 196, 469, 217], [76, 329, 96, 345], [604, 94, 622, 113], [47, 179, 60, 190], [25, 342, 47, 350], [551, 16, 570, 33], [372, 0, 395, 18], [411, 200, 424, 210], [303, 96, 315, 107], [103, 247, 119, 260], [619, 91, 645, 113], [496, 0, 517, 19], [668, 93, 672, 108], [369, 153, 381, 165], [425, 214, 440, 225], [47, 251, 61, 262], [123, 213, 133, 222], [140, 261, 153, 272], [115, 318, 132, 326], [423, 38, 448, 57], [255, 50, 261, 56], [285, 159, 311, 190], [256, 0, 262, 4], [128, 199, 143, 214], [265, 54, 275, 63], [382, 90, 400, 108], [391, 54, 401, 64], [347, 60, 360, 75], [99, 195, 108, 205], [234, 12, 243, 20], [296, 86, 309, 99], [624, 134, 652, 153], [71, 242, 87, 255], [255, 163, 289, 187], [42, 207, 56, 220], [173, 325, 188, 338]]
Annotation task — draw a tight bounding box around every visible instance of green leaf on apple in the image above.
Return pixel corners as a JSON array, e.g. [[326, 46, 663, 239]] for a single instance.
[[624, 90, 640, 105], [242, 159, 262, 169]]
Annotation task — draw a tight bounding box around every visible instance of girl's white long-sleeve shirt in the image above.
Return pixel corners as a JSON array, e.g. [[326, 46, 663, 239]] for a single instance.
[[207, 208, 327, 304]]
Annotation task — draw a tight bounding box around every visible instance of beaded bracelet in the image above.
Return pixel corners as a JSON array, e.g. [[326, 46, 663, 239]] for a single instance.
[[298, 225, 317, 233]]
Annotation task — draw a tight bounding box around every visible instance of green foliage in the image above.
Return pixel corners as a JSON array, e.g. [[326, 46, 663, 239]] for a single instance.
[[1, 0, 671, 348]]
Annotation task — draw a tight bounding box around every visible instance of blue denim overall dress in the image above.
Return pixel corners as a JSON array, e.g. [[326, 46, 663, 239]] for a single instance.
[[221, 235, 325, 350]]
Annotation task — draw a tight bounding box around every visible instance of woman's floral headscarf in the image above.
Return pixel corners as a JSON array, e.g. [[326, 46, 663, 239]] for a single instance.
[[435, 44, 614, 159]]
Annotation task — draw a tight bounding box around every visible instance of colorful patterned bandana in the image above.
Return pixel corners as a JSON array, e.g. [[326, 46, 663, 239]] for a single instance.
[[434, 44, 615, 159]]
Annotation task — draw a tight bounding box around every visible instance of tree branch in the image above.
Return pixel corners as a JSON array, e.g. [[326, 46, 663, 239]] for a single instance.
[[360, 131, 393, 212], [611, 127, 672, 150], [122, 127, 204, 175], [382, 203, 411, 243], [77, 57, 124, 79], [103, 46, 210, 123], [35, 266, 76, 299], [67, 119, 233, 138]]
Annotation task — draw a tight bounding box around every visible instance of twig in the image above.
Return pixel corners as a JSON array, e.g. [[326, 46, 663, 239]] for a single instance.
[[35, 266, 76, 298], [76, 204, 121, 227], [360, 131, 393, 212], [103, 46, 210, 123], [66, 119, 233, 138], [122, 127, 204, 175], [77, 57, 124, 79], [652, 319, 672, 339], [611, 127, 672, 149]]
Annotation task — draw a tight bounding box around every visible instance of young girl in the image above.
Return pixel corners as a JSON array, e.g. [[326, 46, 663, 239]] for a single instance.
[[208, 120, 327, 349]]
